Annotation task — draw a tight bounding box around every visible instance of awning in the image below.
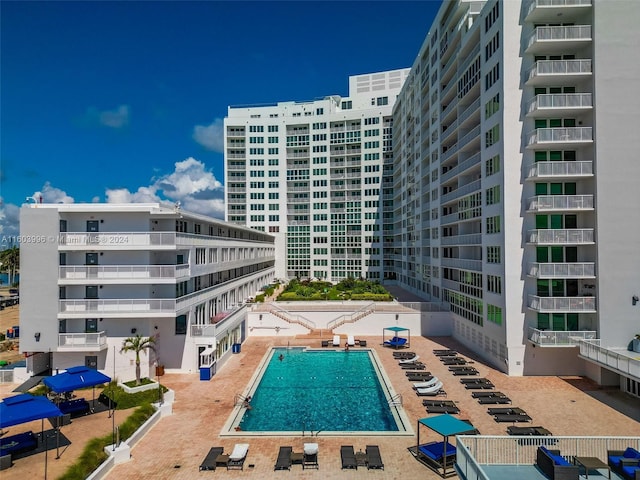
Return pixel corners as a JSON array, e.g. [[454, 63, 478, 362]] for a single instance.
[[200, 347, 215, 357], [43, 366, 111, 393], [0, 394, 62, 428], [419, 414, 477, 437]]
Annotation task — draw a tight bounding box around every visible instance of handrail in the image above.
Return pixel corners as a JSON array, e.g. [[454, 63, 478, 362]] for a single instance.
[[268, 303, 316, 330], [326, 302, 376, 330], [388, 393, 403, 406]]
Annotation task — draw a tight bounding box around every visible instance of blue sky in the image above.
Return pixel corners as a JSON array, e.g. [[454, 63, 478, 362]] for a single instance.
[[0, 0, 442, 239]]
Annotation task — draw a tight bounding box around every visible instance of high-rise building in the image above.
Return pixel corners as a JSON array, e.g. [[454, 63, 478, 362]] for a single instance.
[[19, 203, 275, 381], [392, 0, 640, 384], [224, 69, 410, 281]]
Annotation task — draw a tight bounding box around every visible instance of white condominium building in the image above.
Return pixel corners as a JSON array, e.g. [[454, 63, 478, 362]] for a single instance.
[[19, 203, 275, 381], [224, 69, 410, 282], [392, 0, 640, 388]]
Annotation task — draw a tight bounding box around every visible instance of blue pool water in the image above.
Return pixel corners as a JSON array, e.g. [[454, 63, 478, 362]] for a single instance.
[[238, 348, 399, 432]]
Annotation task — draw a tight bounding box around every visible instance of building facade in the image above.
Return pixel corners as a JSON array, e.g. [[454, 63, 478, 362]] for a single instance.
[[224, 69, 410, 282], [19, 203, 275, 381], [392, 0, 640, 385]]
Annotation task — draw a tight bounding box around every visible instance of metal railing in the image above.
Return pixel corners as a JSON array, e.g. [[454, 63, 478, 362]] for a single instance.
[[528, 295, 596, 312], [528, 127, 593, 145], [527, 93, 592, 114], [527, 228, 594, 244], [58, 331, 108, 348], [527, 59, 592, 82], [528, 262, 595, 278], [326, 302, 376, 330], [579, 339, 640, 379], [59, 299, 176, 314], [59, 265, 188, 280], [456, 435, 638, 480], [526, 194, 594, 211], [526, 161, 593, 178], [528, 327, 597, 346], [525, 0, 592, 20], [528, 25, 591, 49], [268, 303, 316, 330], [441, 233, 482, 246]]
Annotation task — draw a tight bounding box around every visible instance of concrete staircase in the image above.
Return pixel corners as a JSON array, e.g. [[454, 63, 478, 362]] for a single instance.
[[295, 328, 333, 340]]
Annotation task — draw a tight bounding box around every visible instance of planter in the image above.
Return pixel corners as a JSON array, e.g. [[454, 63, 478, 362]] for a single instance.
[[118, 379, 159, 394], [632, 338, 640, 353]]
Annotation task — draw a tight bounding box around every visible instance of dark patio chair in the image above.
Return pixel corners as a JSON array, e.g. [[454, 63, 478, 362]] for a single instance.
[[274, 446, 292, 471], [366, 445, 384, 470], [341, 445, 357, 469]]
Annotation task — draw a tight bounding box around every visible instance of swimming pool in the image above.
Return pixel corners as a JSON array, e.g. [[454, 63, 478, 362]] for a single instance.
[[223, 347, 412, 436]]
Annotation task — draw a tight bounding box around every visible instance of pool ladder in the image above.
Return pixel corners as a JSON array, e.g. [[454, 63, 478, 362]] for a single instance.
[[234, 393, 249, 406], [388, 393, 403, 406]]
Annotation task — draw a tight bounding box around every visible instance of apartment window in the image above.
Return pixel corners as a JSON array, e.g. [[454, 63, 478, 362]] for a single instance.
[[485, 93, 500, 119], [376, 96, 389, 106], [312, 122, 327, 129], [316, 108, 324, 115], [175, 314, 187, 335], [485, 62, 500, 90], [249, 125, 264, 132], [268, 181, 279, 188], [487, 275, 502, 294], [485, 185, 500, 205], [485, 154, 500, 176], [485, 1, 499, 32], [268, 192, 279, 199], [85, 286, 98, 299], [487, 246, 501, 264], [487, 304, 502, 325], [485, 124, 500, 148], [268, 136, 278, 143], [268, 148, 279, 155], [485, 32, 500, 62], [249, 136, 264, 143], [486, 216, 500, 234], [268, 125, 278, 132], [268, 170, 279, 177], [86, 220, 99, 232], [341, 101, 352, 110]]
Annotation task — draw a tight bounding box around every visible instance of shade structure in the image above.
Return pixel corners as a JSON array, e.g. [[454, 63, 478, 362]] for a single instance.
[[416, 414, 477, 478], [383, 326, 410, 348], [0, 394, 62, 429], [43, 366, 111, 393]]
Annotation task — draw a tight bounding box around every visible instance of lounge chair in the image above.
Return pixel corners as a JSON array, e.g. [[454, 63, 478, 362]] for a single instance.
[[199, 446, 224, 471], [418, 441, 457, 465], [405, 370, 432, 377], [478, 395, 511, 404], [347, 335, 355, 346], [398, 355, 419, 364], [340, 445, 357, 469], [384, 336, 408, 349], [415, 381, 444, 395], [393, 351, 416, 358], [303, 443, 319, 469], [274, 446, 292, 471], [426, 405, 460, 414], [332, 335, 341, 346], [227, 443, 249, 470], [412, 377, 439, 389], [407, 374, 434, 382], [433, 349, 457, 356], [366, 445, 384, 470], [494, 413, 532, 423], [608, 447, 640, 472]]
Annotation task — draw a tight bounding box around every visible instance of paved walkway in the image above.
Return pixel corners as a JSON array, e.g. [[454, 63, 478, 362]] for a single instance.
[[1, 334, 638, 479]]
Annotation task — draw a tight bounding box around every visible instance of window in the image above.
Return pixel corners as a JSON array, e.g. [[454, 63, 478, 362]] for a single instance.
[[341, 101, 352, 110], [268, 125, 278, 132], [485, 32, 500, 61], [485, 62, 500, 90], [485, 124, 500, 147], [485, 93, 500, 119], [486, 216, 500, 234], [485, 154, 500, 176], [485, 185, 500, 205], [86, 220, 99, 232], [487, 304, 502, 325], [376, 96, 389, 106], [85, 286, 98, 299], [487, 246, 501, 263], [485, 1, 499, 32], [316, 108, 324, 115], [487, 275, 502, 294], [175, 315, 187, 335]]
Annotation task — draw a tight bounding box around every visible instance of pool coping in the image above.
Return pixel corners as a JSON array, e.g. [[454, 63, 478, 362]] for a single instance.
[[220, 346, 414, 437]]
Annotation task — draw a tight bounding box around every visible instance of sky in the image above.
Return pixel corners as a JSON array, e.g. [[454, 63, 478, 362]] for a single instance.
[[0, 0, 442, 240]]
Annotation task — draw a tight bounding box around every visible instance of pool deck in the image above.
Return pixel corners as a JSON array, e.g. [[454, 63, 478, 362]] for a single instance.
[[1, 334, 639, 480]]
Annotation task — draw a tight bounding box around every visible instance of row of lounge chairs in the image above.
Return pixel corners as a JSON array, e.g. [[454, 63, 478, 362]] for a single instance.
[[340, 445, 384, 470], [199, 443, 251, 471]]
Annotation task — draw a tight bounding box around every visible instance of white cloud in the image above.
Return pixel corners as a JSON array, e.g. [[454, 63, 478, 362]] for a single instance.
[[106, 157, 225, 219], [98, 105, 130, 128], [32, 182, 75, 204], [193, 118, 224, 152], [0, 199, 20, 240]]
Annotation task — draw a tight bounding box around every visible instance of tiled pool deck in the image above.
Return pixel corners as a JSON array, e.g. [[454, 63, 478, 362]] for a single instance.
[[1, 334, 639, 480]]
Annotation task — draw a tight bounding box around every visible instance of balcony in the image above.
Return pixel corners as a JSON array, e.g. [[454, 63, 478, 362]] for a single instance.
[[528, 262, 595, 278], [528, 295, 596, 312], [526, 161, 593, 179], [456, 434, 638, 480], [526, 25, 592, 54], [526, 93, 592, 117], [59, 299, 177, 318], [527, 127, 593, 148], [59, 232, 177, 250], [528, 327, 596, 347], [441, 233, 482, 246], [526, 59, 592, 86], [526, 194, 594, 212], [579, 339, 640, 381], [525, 0, 592, 23], [59, 265, 189, 284], [527, 228, 594, 245], [58, 331, 108, 351], [440, 258, 483, 272]]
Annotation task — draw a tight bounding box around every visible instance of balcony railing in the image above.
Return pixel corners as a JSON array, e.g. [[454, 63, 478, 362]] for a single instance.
[[528, 262, 595, 278], [441, 233, 483, 246], [527, 228, 594, 244], [526, 194, 594, 211], [528, 127, 593, 146], [528, 327, 596, 346], [59, 299, 176, 316], [527, 59, 592, 82], [526, 161, 593, 178], [579, 339, 640, 380], [58, 331, 108, 350], [525, 0, 593, 20], [440, 258, 483, 271], [527, 25, 592, 50], [191, 305, 246, 338], [456, 435, 638, 480], [59, 265, 189, 281], [59, 232, 177, 248], [528, 294, 596, 312], [526, 93, 592, 114]]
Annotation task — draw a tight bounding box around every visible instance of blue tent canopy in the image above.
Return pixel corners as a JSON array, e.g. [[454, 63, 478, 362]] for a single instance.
[[383, 326, 410, 348], [0, 394, 62, 429], [419, 414, 477, 437], [43, 366, 111, 393]]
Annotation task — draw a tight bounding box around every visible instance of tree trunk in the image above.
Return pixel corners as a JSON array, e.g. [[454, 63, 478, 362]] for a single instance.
[[135, 362, 141, 386]]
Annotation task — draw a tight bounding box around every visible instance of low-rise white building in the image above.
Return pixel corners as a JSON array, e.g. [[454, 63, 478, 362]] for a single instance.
[[19, 203, 275, 382]]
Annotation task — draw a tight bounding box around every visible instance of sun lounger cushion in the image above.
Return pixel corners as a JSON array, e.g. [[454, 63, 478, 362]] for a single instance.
[[621, 465, 640, 479], [229, 443, 249, 461], [304, 443, 319, 455], [608, 447, 640, 469], [347, 335, 355, 346], [0, 431, 37, 455], [539, 446, 571, 466], [418, 441, 456, 462], [332, 335, 341, 346]]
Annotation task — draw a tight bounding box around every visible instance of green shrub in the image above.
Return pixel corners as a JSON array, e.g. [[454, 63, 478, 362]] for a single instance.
[[255, 294, 265, 303], [101, 381, 166, 410]]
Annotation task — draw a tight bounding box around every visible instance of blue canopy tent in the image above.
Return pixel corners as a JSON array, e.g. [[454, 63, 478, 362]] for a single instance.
[[0, 394, 63, 461], [383, 326, 410, 349], [412, 414, 478, 478], [43, 366, 111, 414]]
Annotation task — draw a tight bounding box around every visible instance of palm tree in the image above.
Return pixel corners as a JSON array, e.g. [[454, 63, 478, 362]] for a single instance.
[[120, 334, 156, 386], [0, 246, 19, 286]]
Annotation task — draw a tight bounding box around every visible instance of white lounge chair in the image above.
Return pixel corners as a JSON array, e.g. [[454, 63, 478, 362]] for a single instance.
[[333, 335, 341, 346], [415, 381, 444, 395], [412, 377, 439, 389], [227, 443, 249, 470], [303, 443, 319, 469], [347, 335, 355, 346], [399, 355, 420, 364]]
